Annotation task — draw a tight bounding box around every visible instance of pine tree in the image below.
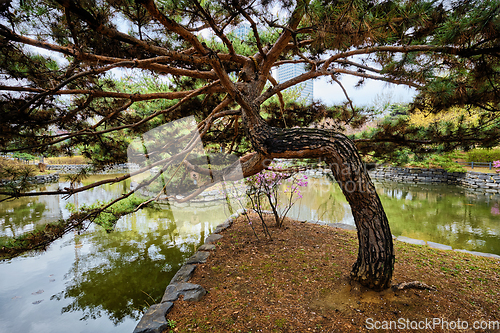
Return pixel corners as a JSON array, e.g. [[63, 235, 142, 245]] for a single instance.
[[1, 0, 500, 290]]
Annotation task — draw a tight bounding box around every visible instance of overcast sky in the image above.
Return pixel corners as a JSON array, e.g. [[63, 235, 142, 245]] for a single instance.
[[313, 75, 417, 108]]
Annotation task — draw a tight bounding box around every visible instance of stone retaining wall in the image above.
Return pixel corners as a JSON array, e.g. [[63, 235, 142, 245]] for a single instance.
[[0, 173, 59, 187], [46, 163, 137, 174], [369, 166, 500, 193]]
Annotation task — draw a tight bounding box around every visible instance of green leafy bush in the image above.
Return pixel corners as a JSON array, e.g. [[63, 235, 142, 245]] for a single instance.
[[465, 148, 500, 162], [66, 194, 150, 232], [403, 153, 466, 172]]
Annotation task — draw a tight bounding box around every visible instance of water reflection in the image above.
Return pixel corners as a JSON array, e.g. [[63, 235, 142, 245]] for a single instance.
[[53, 215, 203, 325], [0, 176, 234, 333], [1, 174, 500, 333], [0, 183, 63, 239], [286, 177, 500, 255]]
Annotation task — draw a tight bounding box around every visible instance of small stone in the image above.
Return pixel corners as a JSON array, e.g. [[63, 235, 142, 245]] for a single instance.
[[198, 244, 216, 251], [204, 233, 223, 244], [170, 264, 197, 283], [161, 283, 207, 303], [185, 251, 210, 264], [133, 302, 173, 333]]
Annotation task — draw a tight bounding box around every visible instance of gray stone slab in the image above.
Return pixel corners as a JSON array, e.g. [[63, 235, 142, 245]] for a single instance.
[[185, 251, 210, 264], [161, 283, 207, 303], [427, 241, 453, 251], [170, 264, 197, 283], [237, 208, 247, 215], [396, 236, 426, 246], [204, 233, 223, 244], [133, 302, 173, 333], [454, 249, 500, 259], [329, 223, 356, 231], [214, 220, 232, 233], [198, 244, 216, 251]]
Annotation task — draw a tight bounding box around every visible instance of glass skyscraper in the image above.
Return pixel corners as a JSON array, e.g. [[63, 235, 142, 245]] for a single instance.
[[232, 24, 314, 104], [276, 60, 314, 104]]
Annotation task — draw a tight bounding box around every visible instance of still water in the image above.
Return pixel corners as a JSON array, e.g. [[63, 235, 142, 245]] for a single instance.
[[1, 174, 499, 332]]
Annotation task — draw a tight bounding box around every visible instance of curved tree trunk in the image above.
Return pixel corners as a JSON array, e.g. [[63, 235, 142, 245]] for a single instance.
[[242, 122, 395, 290]]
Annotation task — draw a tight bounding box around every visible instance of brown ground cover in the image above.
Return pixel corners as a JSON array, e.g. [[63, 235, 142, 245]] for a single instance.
[[166, 213, 500, 333]]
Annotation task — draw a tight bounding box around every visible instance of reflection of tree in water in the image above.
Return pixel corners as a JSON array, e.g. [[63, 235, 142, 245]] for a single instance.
[[0, 199, 47, 238], [52, 215, 203, 325], [286, 177, 500, 255], [376, 182, 500, 255]]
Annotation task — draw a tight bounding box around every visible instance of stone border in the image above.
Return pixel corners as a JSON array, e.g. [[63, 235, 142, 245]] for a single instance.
[[0, 173, 59, 187], [133, 210, 500, 333], [395, 236, 500, 259], [132, 209, 244, 333], [45, 163, 136, 174], [303, 219, 500, 259], [369, 166, 500, 193]]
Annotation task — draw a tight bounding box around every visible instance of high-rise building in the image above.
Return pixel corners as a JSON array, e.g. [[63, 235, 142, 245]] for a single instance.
[[276, 60, 314, 104], [233, 23, 251, 40], [231, 24, 314, 104]]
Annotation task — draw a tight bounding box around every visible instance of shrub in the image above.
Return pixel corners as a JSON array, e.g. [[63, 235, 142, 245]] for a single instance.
[[494, 160, 500, 173], [45, 155, 89, 165], [465, 148, 500, 162], [245, 162, 308, 230]]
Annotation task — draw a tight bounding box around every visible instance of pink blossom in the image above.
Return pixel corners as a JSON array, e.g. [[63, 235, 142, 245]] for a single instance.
[[492, 204, 500, 216]]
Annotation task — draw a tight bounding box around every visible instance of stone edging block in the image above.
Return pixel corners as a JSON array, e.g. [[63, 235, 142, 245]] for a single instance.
[[134, 208, 500, 333], [161, 282, 207, 303], [133, 215, 234, 333], [132, 302, 173, 333]]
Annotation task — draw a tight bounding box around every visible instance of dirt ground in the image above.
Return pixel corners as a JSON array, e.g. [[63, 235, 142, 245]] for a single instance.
[[165, 213, 500, 333]]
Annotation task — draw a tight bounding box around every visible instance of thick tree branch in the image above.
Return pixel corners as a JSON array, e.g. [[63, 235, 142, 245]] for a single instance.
[[4, 80, 221, 152], [0, 85, 224, 101], [233, 2, 266, 60], [258, 0, 308, 91]]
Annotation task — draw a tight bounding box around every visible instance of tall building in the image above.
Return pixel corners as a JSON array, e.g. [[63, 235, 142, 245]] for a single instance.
[[276, 60, 314, 104], [233, 23, 251, 40], [232, 24, 314, 104]]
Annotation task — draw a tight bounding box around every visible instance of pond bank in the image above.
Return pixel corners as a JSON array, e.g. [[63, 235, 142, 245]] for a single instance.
[[368, 166, 500, 194], [133, 210, 500, 333], [45, 163, 134, 174], [134, 212, 500, 333], [0, 173, 59, 187]]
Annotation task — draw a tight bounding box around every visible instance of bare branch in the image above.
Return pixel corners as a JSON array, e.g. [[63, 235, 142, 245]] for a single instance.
[[233, 2, 266, 60], [191, 0, 236, 56], [330, 75, 356, 124]]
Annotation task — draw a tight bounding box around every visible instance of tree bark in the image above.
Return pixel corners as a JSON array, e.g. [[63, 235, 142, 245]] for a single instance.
[[244, 124, 395, 290]]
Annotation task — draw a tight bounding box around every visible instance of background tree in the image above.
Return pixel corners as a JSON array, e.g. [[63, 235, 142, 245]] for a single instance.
[[1, 0, 500, 290]]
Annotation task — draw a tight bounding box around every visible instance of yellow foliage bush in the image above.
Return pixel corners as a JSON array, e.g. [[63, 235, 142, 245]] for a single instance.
[[45, 156, 88, 165], [409, 106, 481, 127]]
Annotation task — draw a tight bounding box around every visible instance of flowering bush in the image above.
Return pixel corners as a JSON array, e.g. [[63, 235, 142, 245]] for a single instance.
[[491, 203, 500, 216], [494, 160, 500, 173], [246, 162, 308, 230]]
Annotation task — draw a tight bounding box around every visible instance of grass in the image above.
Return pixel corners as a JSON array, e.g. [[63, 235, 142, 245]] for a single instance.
[[45, 155, 88, 165], [462, 166, 500, 173]]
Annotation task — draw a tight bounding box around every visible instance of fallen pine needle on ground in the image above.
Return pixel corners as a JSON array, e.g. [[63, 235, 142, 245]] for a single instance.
[[165, 213, 500, 333]]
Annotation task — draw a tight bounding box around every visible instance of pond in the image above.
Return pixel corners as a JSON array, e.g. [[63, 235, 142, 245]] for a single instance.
[[1, 174, 499, 332]]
